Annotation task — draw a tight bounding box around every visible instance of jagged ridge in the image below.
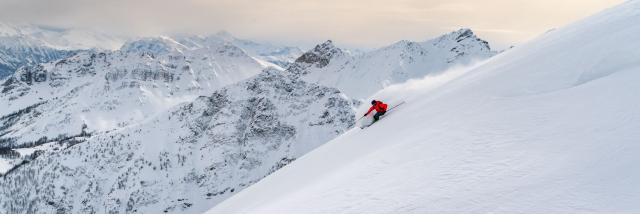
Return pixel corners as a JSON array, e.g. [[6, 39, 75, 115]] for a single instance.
[[0, 68, 355, 213]]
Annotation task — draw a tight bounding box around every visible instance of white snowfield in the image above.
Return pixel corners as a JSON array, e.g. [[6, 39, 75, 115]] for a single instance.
[[209, 1, 640, 213]]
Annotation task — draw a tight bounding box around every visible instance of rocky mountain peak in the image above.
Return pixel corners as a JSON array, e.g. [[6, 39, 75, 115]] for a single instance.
[[451, 28, 475, 41], [0, 60, 356, 213], [287, 40, 343, 75], [288, 29, 496, 100], [431, 28, 491, 51]]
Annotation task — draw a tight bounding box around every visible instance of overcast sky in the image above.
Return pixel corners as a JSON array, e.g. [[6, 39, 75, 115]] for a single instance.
[[0, 0, 623, 49]]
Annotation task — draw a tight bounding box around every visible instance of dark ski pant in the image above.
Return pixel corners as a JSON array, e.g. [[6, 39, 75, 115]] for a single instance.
[[373, 111, 386, 121]]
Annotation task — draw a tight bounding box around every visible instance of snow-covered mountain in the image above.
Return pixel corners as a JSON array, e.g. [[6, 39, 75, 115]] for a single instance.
[[209, 1, 640, 213], [0, 26, 355, 212], [0, 37, 270, 174], [0, 24, 301, 79], [0, 23, 125, 50], [171, 31, 303, 69], [0, 68, 354, 213], [0, 23, 125, 78], [290, 28, 495, 100], [214, 31, 303, 69], [0, 35, 73, 79]]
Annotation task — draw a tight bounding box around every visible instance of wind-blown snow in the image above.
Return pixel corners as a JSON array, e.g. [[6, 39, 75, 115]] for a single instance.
[[291, 29, 495, 100], [209, 1, 640, 213]]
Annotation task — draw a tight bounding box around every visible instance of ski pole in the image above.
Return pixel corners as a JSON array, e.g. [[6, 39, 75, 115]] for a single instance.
[[387, 101, 405, 111]]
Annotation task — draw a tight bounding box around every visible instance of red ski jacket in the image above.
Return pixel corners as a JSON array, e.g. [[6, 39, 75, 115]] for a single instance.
[[366, 101, 388, 115]]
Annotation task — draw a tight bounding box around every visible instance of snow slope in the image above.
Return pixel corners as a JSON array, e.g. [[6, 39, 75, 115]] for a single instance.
[[209, 1, 640, 213]]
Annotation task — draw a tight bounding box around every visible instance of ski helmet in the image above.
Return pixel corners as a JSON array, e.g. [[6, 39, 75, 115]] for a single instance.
[[371, 100, 377, 105]]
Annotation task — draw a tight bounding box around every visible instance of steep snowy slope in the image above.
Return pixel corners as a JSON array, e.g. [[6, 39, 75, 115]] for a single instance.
[[291, 29, 495, 100], [0, 37, 269, 174], [0, 68, 354, 213], [210, 1, 640, 213]]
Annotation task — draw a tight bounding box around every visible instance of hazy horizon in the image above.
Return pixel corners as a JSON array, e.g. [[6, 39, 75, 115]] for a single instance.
[[0, 0, 624, 50]]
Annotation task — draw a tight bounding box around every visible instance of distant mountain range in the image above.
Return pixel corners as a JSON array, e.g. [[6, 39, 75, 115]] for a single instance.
[[0, 23, 303, 79]]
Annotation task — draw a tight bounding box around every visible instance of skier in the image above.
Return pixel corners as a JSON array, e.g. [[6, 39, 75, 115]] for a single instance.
[[364, 100, 388, 122]]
